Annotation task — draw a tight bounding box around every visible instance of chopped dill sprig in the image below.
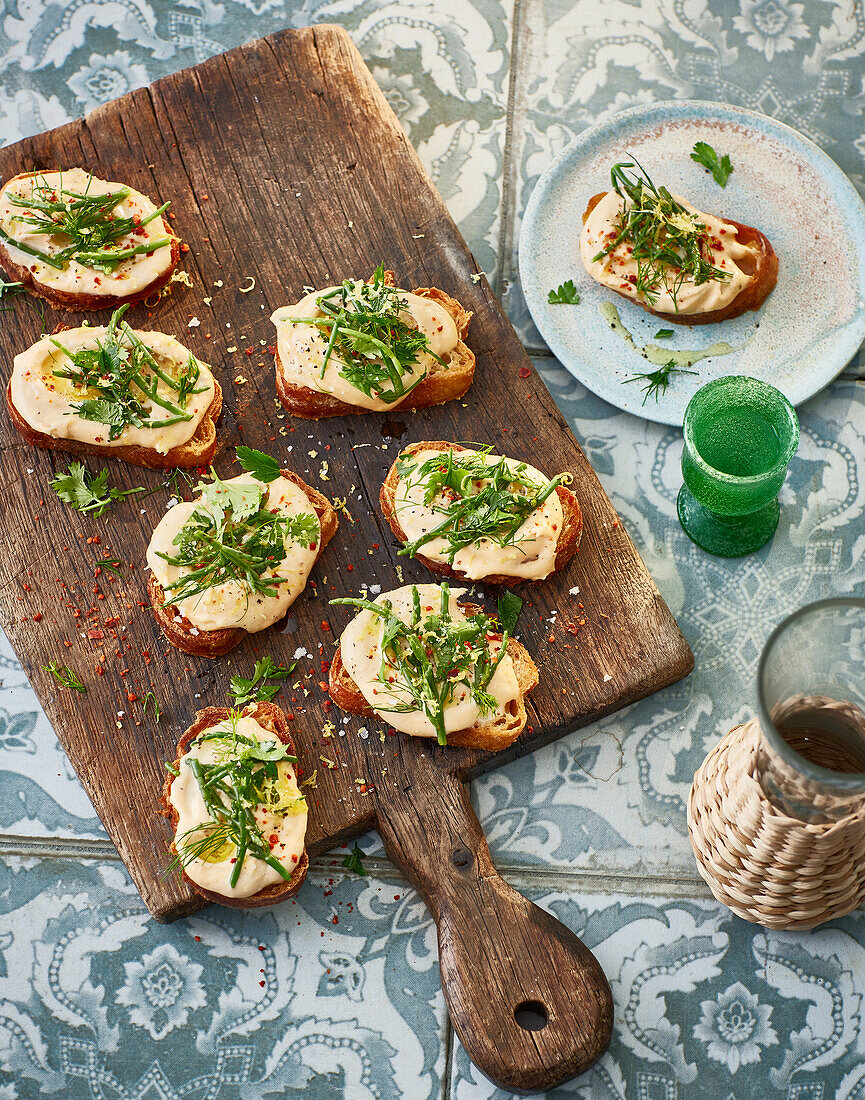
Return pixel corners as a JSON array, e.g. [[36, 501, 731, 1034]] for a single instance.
[[593, 161, 732, 312], [43, 660, 86, 693], [624, 360, 698, 405]]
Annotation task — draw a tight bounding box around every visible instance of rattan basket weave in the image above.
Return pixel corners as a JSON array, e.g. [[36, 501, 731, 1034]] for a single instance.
[[688, 718, 865, 929]]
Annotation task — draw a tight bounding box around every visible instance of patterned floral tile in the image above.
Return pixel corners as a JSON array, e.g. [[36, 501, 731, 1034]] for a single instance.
[[0, 0, 513, 283], [503, 0, 865, 348], [0, 632, 105, 841], [449, 883, 865, 1099], [474, 367, 865, 876], [0, 853, 448, 1099]]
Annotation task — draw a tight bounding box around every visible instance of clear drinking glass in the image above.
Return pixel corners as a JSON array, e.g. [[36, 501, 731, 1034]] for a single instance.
[[756, 598, 865, 823], [677, 376, 799, 557]]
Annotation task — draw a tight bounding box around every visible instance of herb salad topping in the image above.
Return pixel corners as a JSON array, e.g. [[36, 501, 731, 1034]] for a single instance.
[[47, 304, 207, 441], [592, 161, 733, 312], [332, 584, 522, 746], [0, 170, 171, 274], [156, 464, 319, 608], [168, 712, 306, 891], [394, 445, 566, 565], [281, 265, 446, 404]]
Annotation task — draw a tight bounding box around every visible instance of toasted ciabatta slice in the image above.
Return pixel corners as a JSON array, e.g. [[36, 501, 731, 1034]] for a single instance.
[[147, 466, 338, 658], [7, 313, 221, 469], [580, 164, 778, 325], [161, 701, 309, 909], [272, 269, 474, 419], [380, 441, 583, 586], [0, 169, 180, 311], [328, 583, 538, 752]]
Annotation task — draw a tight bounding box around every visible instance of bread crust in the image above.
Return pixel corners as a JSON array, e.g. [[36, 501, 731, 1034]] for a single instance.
[[148, 469, 339, 657], [0, 231, 182, 313], [379, 440, 583, 587], [328, 600, 539, 752], [582, 191, 778, 325], [6, 376, 222, 470], [160, 700, 309, 909], [274, 275, 475, 419]]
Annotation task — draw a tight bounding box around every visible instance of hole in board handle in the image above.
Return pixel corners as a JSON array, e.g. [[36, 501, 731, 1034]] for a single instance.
[[514, 1000, 548, 1031]]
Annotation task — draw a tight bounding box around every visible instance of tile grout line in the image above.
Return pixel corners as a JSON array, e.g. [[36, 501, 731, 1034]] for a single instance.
[[0, 835, 713, 896], [492, 0, 524, 299]]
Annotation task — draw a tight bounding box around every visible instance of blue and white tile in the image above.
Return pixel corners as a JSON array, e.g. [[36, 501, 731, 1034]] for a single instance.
[[474, 370, 865, 876], [0, 0, 513, 283], [449, 884, 865, 1099], [0, 633, 104, 841], [0, 854, 447, 1100], [504, 0, 865, 347]]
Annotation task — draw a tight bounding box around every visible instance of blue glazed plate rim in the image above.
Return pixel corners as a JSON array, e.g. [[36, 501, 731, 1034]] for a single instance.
[[519, 99, 865, 426]]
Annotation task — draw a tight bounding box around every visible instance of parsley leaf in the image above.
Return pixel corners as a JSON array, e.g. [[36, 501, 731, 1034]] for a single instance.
[[341, 844, 368, 876], [236, 446, 281, 483], [50, 461, 147, 517], [690, 142, 733, 187], [548, 280, 580, 305], [654, 329, 674, 339], [229, 656, 297, 708], [497, 592, 523, 636]]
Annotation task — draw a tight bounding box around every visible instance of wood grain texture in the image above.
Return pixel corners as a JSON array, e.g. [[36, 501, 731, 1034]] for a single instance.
[[0, 26, 692, 1090]]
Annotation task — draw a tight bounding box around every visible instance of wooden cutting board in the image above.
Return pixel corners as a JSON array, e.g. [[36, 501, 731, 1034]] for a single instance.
[[0, 26, 692, 1091]]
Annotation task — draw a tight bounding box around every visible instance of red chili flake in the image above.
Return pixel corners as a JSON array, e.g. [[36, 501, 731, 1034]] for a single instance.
[[258, 945, 266, 952], [194, 935, 201, 941], [180, 243, 190, 252], [87, 629, 104, 640], [518, 366, 531, 378], [32, 613, 42, 622], [259, 980, 265, 987], [321, 621, 330, 631], [126, 693, 137, 703], [331, 916, 339, 925]]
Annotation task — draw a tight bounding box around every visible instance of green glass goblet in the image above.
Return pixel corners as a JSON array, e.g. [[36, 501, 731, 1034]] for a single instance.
[[677, 375, 799, 557]]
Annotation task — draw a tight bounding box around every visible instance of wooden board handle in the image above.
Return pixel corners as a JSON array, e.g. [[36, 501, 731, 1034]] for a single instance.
[[374, 742, 613, 1094]]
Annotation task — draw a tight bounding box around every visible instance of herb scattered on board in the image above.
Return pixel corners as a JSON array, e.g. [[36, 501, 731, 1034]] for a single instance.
[[654, 329, 674, 339], [51, 461, 147, 517], [142, 691, 163, 723], [395, 446, 566, 564], [547, 280, 580, 305], [169, 717, 305, 889], [280, 264, 444, 404], [625, 361, 698, 405], [156, 449, 319, 606], [229, 656, 297, 708], [1, 170, 171, 273], [690, 142, 733, 188], [49, 303, 206, 441], [592, 161, 732, 312], [341, 843, 368, 876], [43, 660, 86, 693], [331, 582, 521, 746], [0, 277, 25, 302]]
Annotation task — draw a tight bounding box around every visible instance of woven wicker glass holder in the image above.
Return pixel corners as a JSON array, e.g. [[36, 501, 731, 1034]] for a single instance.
[[688, 717, 865, 930]]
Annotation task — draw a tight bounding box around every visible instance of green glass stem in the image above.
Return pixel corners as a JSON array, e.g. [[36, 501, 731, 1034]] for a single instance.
[[677, 375, 799, 558]]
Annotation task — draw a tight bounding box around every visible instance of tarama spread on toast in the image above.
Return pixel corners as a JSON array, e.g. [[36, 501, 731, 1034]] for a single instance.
[[271, 282, 458, 411], [168, 714, 307, 899], [580, 191, 757, 316], [0, 169, 173, 298], [147, 473, 320, 632], [12, 326, 216, 454], [340, 583, 521, 739], [394, 446, 564, 580]]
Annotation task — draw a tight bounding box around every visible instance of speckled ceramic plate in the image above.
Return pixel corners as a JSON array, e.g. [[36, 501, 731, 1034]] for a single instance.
[[519, 101, 865, 426]]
